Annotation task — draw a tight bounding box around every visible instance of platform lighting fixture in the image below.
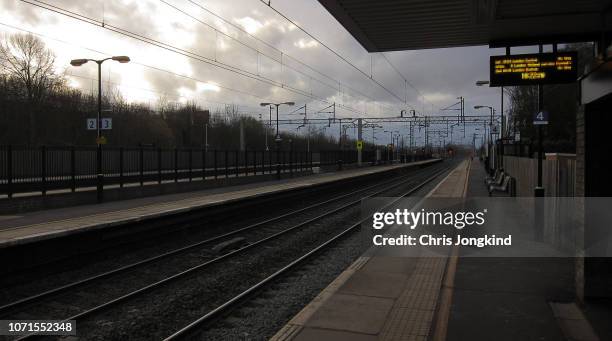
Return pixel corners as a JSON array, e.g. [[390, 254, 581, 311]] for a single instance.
[[70, 55, 130, 202], [259, 101, 295, 180], [260, 102, 295, 141]]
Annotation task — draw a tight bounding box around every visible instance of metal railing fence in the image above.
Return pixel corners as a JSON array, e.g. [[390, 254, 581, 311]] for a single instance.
[[0, 145, 400, 198]]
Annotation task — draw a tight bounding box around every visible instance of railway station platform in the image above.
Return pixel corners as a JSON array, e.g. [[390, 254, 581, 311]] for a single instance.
[[272, 159, 603, 341], [0, 159, 439, 250], [271, 159, 470, 341]]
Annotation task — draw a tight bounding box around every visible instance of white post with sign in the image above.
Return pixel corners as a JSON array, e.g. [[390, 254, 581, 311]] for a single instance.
[[87, 118, 112, 145], [357, 118, 363, 166]]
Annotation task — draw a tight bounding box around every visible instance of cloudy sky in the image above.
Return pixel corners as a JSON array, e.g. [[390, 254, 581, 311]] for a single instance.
[[0, 0, 534, 146]]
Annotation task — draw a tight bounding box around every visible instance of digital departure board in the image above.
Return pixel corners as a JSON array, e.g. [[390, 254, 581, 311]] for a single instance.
[[489, 52, 578, 86]]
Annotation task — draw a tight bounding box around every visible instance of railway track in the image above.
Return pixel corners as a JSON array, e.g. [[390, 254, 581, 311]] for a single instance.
[[0, 162, 450, 340], [163, 164, 451, 340]]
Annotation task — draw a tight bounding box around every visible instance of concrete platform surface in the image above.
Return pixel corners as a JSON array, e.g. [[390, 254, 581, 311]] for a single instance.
[[271, 159, 470, 341], [446, 160, 590, 341], [0, 160, 438, 248], [274, 159, 606, 341]]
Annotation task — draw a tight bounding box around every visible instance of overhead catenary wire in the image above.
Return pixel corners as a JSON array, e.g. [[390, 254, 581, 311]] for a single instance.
[[65, 72, 265, 115], [17, 0, 370, 118], [1, 27, 479, 144], [0, 22, 373, 135], [181, 0, 397, 115], [0, 21, 275, 108], [257, 0, 421, 113], [10, 0, 455, 143], [379, 52, 435, 109], [155, 0, 400, 117]]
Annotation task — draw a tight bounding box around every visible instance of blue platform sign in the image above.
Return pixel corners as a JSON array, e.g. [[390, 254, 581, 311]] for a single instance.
[[533, 111, 549, 125]]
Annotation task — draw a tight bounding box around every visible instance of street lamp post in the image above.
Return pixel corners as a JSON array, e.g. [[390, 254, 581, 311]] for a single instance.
[[204, 123, 208, 152], [476, 80, 505, 169], [395, 131, 401, 161], [260, 102, 295, 179], [264, 105, 272, 151], [475, 105, 496, 173], [384, 130, 393, 163], [70, 56, 130, 203]]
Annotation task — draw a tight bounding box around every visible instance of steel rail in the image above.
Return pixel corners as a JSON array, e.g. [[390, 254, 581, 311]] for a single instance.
[[162, 165, 451, 340], [12, 162, 445, 340], [0, 165, 433, 315]]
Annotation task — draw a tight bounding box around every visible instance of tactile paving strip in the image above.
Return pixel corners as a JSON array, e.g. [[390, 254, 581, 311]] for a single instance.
[[380, 257, 447, 341]]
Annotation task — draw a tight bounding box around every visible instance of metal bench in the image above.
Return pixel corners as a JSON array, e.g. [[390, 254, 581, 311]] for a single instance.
[[485, 169, 503, 186], [488, 174, 514, 196]]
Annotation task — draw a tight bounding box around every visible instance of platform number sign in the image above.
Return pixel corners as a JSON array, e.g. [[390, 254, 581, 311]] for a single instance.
[[101, 118, 112, 130], [533, 111, 549, 125], [86, 118, 113, 130], [87, 118, 96, 130]]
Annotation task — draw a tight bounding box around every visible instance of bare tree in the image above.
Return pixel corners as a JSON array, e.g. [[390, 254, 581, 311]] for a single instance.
[[0, 33, 60, 144]]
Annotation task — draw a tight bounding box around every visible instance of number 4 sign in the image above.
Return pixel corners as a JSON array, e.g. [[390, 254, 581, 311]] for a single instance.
[[533, 111, 549, 125]]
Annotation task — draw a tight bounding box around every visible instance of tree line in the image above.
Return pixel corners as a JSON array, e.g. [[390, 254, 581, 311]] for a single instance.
[[0, 33, 344, 151]]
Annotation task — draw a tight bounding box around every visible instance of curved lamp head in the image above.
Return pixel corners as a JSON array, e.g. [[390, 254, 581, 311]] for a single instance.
[[112, 56, 130, 63], [282, 102, 295, 106], [70, 59, 88, 67], [474, 105, 484, 109], [475, 80, 490, 86], [260, 103, 272, 107]]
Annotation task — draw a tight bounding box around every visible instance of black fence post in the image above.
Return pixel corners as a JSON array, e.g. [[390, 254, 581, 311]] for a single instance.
[[202, 148, 206, 181], [214, 149, 218, 179], [235, 150, 239, 178], [6, 146, 12, 198], [139, 145, 144, 186], [174, 147, 179, 183], [245, 149, 248, 177], [70, 146, 76, 192], [189, 148, 193, 182], [261, 150, 265, 175], [97, 145, 103, 203], [157, 147, 162, 185], [289, 145, 294, 177], [41, 145, 47, 196], [225, 150, 229, 179], [310, 150, 313, 171], [120, 147, 125, 188], [253, 150, 256, 176], [279, 151, 284, 179], [260, 151, 263, 175]]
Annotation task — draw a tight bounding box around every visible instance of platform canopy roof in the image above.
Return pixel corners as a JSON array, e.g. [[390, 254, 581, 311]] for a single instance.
[[317, 0, 612, 51]]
